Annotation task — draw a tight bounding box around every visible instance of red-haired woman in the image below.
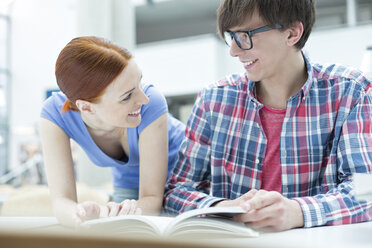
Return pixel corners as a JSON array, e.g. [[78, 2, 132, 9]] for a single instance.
[[39, 36, 185, 227]]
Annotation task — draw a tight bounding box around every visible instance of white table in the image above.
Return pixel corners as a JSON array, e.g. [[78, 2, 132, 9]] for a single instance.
[[0, 217, 371, 248], [218, 221, 372, 248]]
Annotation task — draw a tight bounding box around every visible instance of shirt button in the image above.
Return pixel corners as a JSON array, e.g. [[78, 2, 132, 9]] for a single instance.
[[255, 159, 260, 164]]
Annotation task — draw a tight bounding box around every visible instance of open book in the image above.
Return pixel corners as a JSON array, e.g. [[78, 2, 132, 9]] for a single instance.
[[81, 206, 258, 239], [354, 173, 372, 201]]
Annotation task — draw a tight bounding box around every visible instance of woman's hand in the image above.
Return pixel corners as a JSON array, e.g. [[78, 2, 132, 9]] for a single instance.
[[74, 200, 142, 227], [74, 201, 106, 226], [106, 199, 142, 216]]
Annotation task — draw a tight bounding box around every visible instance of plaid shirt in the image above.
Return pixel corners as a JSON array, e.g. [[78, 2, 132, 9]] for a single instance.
[[164, 54, 372, 227]]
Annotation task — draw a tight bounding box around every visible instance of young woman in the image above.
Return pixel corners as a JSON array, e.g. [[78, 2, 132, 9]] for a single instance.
[[39, 36, 185, 227]]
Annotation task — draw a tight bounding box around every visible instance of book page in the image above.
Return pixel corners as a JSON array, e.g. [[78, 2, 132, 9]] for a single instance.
[[354, 173, 372, 201], [164, 206, 246, 232], [81, 206, 258, 238], [166, 216, 258, 238], [163, 206, 258, 238], [81, 215, 172, 237]]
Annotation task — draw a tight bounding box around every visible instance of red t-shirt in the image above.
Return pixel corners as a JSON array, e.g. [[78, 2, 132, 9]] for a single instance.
[[259, 104, 286, 193]]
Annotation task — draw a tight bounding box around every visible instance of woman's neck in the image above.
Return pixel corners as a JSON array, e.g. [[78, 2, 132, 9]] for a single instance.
[[80, 112, 123, 137]]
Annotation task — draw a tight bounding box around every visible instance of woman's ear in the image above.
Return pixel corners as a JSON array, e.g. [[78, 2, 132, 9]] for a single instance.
[[75, 99, 94, 113], [286, 21, 304, 47]]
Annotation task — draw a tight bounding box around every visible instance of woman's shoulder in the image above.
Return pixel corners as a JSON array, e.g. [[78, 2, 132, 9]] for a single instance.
[[141, 83, 168, 109], [41, 91, 67, 117], [42, 91, 67, 109], [142, 84, 165, 99], [40, 91, 81, 128]]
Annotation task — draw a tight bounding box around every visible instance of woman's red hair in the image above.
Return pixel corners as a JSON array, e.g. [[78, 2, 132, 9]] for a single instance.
[[55, 36, 132, 112]]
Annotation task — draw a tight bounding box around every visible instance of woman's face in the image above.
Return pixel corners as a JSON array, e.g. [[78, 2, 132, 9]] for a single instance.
[[91, 59, 149, 128]]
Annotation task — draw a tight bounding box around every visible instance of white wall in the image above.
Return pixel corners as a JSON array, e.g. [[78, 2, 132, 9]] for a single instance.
[[11, 0, 76, 126], [134, 24, 372, 98], [10, 0, 78, 174], [305, 25, 372, 70], [134, 34, 243, 96]]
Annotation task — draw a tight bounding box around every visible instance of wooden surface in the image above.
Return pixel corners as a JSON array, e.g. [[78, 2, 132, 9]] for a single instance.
[[1, 216, 372, 248], [0, 231, 221, 248]]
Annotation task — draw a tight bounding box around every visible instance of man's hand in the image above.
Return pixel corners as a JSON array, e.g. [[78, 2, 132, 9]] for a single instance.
[[215, 189, 304, 231]]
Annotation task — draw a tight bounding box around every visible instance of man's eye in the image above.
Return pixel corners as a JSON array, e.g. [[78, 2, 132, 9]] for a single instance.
[[122, 93, 132, 101]]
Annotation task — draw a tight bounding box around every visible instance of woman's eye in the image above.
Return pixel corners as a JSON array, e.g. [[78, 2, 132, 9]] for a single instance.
[[122, 93, 132, 101]]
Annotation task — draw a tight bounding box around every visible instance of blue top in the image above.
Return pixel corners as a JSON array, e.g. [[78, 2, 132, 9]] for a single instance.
[[41, 84, 185, 189]]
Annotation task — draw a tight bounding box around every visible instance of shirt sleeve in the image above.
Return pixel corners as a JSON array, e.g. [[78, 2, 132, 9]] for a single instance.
[[40, 93, 62, 123], [163, 89, 226, 215], [293, 88, 372, 227], [40, 92, 73, 137]]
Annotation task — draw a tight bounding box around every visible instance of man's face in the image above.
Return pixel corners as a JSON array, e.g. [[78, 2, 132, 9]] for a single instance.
[[228, 10, 290, 84]]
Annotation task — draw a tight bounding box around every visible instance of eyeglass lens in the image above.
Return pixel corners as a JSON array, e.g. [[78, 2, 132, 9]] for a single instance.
[[224, 32, 252, 50]]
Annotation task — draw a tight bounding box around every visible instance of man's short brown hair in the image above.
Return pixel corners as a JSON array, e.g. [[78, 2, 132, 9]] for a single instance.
[[217, 0, 315, 49]]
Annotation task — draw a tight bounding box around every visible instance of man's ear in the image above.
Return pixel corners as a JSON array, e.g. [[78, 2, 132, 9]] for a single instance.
[[75, 99, 94, 113], [286, 21, 304, 47]]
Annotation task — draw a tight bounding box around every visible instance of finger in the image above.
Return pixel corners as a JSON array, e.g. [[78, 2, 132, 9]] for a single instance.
[[134, 208, 142, 215], [235, 192, 284, 223], [107, 202, 120, 217], [233, 209, 256, 223], [80, 201, 100, 219], [246, 190, 280, 210], [238, 189, 259, 211], [241, 189, 259, 201], [73, 212, 84, 228], [99, 205, 109, 218], [249, 216, 284, 232], [126, 200, 137, 215], [76, 204, 87, 219], [249, 217, 273, 229], [235, 202, 279, 223], [216, 189, 259, 209], [118, 200, 131, 215]]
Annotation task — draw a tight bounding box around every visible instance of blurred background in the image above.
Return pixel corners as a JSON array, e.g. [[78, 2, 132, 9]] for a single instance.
[[0, 0, 372, 215]]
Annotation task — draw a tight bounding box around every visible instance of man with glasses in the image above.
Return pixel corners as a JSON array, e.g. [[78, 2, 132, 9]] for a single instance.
[[164, 0, 372, 231]]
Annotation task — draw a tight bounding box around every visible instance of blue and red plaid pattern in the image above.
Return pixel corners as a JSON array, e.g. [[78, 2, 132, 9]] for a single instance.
[[164, 54, 372, 227]]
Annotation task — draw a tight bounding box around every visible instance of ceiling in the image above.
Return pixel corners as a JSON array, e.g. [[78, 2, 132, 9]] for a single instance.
[[135, 0, 372, 44], [135, 0, 220, 44]]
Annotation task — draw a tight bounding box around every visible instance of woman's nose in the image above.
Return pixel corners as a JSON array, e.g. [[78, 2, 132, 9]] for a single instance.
[[139, 89, 149, 105]]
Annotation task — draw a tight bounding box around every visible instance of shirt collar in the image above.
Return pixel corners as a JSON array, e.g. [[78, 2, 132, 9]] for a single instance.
[[246, 51, 314, 102], [299, 51, 313, 100]]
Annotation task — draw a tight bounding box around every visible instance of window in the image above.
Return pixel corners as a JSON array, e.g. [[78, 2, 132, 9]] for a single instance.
[[0, 12, 10, 176], [358, 0, 372, 24], [315, 0, 372, 29]]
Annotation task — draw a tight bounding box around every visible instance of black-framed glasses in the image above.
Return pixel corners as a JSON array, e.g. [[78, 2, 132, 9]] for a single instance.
[[224, 24, 282, 50]]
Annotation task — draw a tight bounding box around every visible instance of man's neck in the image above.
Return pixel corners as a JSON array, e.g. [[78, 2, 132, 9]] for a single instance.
[[256, 52, 307, 109]]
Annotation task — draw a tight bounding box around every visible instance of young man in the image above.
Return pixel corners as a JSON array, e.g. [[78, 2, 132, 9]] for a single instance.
[[164, 0, 372, 231]]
